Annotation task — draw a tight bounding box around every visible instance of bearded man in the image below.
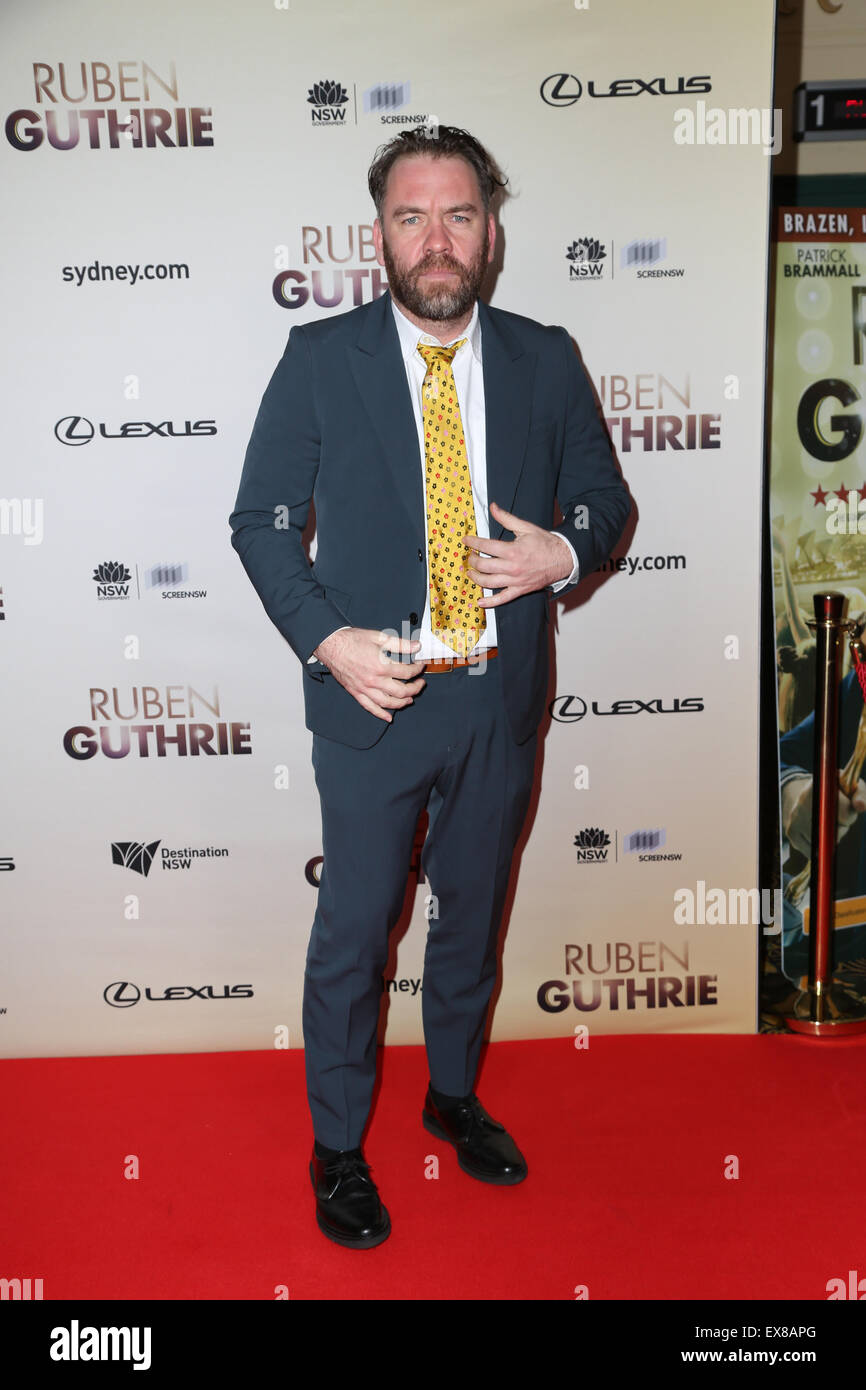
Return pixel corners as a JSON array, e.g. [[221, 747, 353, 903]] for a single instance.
[[230, 125, 630, 1248]]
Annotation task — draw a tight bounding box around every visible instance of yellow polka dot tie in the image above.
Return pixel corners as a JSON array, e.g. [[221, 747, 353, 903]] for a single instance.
[[418, 340, 486, 658]]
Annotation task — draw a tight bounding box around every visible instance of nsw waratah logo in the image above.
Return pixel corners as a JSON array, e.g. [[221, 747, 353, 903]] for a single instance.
[[574, 828, 612, 863], [92, 561, 132, 600], [307, 80, 351, 126], [93, 561, 133, 600], [111, 841, 161, 876], [567, 238, 607, 280]]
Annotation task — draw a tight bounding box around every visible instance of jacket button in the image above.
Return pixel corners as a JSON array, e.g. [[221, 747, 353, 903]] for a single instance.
[[409, 612, 419, 626], [417, 548, 424, 562]]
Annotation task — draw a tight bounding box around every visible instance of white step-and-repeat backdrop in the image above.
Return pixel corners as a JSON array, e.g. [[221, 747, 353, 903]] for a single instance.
[[0, 0, 776, 1056]]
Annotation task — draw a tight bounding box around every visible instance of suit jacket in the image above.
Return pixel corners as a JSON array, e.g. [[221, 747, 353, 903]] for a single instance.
[[229, 291, 630, 749]]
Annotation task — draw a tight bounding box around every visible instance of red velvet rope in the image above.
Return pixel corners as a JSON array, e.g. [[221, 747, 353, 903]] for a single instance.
[[851, 643, 866, 704]]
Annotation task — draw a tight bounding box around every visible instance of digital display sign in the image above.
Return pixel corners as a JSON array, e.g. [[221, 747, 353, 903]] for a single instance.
[[795, 80, 866, 141]]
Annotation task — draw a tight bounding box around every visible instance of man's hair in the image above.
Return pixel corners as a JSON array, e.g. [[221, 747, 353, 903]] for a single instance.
[[367, 125, 508, 220]]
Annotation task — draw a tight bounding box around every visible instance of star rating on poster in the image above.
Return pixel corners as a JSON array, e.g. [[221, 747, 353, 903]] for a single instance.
[[810, 481, 866, 507], [805, 481, 866, 536]]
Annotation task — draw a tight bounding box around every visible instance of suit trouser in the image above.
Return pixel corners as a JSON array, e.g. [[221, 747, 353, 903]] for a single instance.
[[302, 654, 538, 1150]]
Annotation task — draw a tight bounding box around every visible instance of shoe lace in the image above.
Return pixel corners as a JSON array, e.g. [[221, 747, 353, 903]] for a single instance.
[[323, 1151, 372, 1184], [453, 1096, 504, 1135]]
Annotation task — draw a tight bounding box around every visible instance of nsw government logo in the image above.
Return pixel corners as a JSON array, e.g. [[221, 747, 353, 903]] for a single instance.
[[574, 828, 614, 864], [92, 560, 204, 602], [307, 80, 351, 126], [567, 239, 607, 281], [93, 561, 133, 600]]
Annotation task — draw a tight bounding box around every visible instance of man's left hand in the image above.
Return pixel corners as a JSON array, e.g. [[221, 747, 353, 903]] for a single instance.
[[463, 501, 572, 607]]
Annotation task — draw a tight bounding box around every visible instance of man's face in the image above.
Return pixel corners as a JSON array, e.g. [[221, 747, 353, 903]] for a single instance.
[[373, 154, 496, 321]]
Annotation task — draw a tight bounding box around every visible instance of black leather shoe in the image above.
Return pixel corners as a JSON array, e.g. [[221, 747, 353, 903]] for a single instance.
[[422, 1088, 528, 1185], [309, 1147, 391, 1249]]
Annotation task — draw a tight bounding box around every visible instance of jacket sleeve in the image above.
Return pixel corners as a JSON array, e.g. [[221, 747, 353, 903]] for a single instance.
[[548, 326, 631, 594], [229, 326, 347, 670]]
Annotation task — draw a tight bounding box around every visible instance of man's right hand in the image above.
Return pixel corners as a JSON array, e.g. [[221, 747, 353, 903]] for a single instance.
[[313, 628, 427, 722]]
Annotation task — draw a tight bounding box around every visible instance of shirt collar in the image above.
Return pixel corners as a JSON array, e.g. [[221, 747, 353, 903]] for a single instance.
[[390, 294, 482, 365]]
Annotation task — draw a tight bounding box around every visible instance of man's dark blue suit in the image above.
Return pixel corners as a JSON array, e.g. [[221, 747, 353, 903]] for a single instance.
[[230, 289, 629, 1149]]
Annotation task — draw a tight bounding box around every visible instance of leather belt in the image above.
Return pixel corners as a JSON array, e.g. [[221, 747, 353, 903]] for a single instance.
[[421, 647, 498, 674]]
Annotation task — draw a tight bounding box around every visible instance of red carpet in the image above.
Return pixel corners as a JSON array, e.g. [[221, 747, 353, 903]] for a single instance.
[[2, 1035, 864, 1301]]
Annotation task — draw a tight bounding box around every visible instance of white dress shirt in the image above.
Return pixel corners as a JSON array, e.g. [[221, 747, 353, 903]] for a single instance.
[[309, 296, 578, 662]]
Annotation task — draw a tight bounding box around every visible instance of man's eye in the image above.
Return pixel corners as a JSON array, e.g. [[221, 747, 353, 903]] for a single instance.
[[402, 216, 420, 225]]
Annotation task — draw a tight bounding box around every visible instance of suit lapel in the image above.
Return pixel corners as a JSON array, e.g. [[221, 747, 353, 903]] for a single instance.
[[349, 292, 424, 532], [477, 300, 535, 539]]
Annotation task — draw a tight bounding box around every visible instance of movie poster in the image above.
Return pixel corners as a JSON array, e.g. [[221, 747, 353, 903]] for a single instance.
[[769, 206, 866, 1013]]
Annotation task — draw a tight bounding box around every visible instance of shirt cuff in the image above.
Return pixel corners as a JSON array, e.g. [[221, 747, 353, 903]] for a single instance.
[[549, 532, 579, 593], [307, 625, 351, 663]]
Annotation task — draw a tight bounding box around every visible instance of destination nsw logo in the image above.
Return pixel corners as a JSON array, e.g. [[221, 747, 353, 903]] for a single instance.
[[111, 840, 229, 874], [6, 60, 213, 151], [537, 941, 718, 1014], [63, 684, 251, 759]]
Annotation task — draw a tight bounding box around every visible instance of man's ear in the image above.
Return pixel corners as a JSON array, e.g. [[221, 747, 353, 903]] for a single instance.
[[373, 219, 385, 268]]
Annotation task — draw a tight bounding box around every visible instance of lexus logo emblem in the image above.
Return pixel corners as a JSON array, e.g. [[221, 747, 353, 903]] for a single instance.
[[549, 695, 587, 722], [55, 415, 95, 446], [540, 73, 583, 106], [104, 981, 141, 1008]]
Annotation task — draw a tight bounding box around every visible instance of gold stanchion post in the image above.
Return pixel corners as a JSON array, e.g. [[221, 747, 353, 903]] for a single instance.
[[786, 592, 866, 1036]]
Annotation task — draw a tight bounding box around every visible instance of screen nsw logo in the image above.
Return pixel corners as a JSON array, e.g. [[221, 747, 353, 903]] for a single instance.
[[566, 237, 686, 283], [620, 237, 686, 280], [570, 826, 682, 867], [91, 561, 204, 602], [362, 82, 431, 126], [623, 828, 683, 863]]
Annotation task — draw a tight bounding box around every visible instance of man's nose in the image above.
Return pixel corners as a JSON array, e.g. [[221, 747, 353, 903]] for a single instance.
[[421, 220, 454, 254]]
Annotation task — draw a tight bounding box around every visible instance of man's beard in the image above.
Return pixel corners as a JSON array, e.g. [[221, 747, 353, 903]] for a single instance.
[[381, 230, 488, 321]]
